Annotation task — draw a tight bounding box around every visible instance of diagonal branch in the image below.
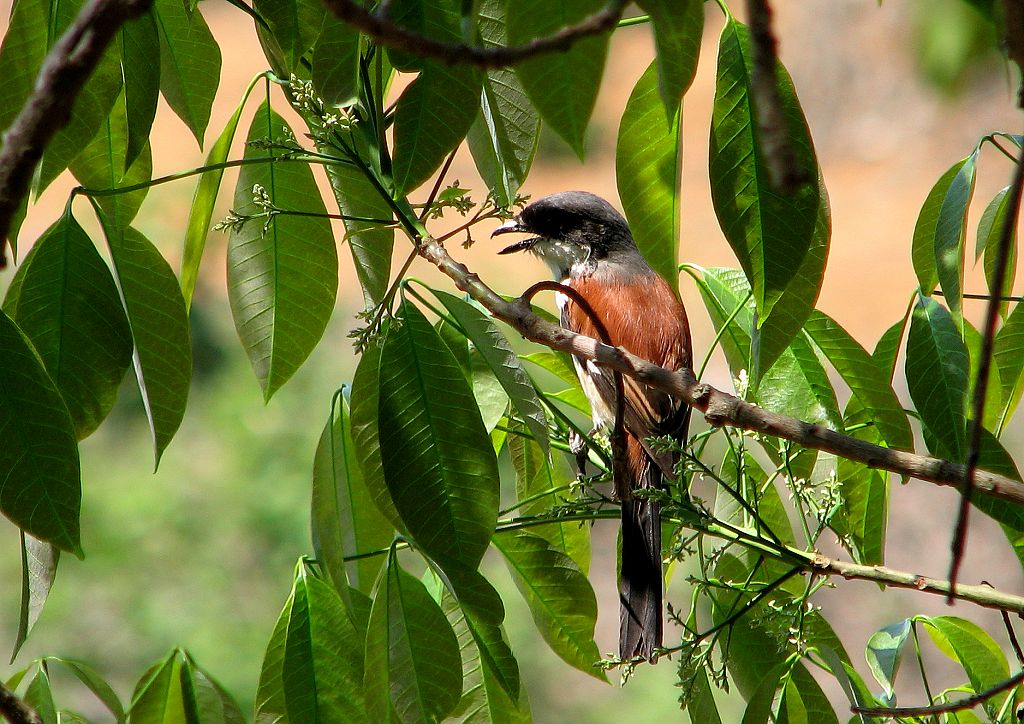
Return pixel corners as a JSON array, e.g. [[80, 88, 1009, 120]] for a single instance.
[[416, 237, 1024, 507], [852, 668, 1024, 718], [0, 681, 41, 724], [320, 0, 628, 68], [0, 0, 153, 263]]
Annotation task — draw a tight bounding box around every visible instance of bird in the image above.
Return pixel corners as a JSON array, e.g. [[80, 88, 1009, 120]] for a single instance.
[[492, 190, 692, 662]]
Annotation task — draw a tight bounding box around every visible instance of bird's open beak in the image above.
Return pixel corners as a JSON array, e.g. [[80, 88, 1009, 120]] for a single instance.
[[491, 218, 539, 255]]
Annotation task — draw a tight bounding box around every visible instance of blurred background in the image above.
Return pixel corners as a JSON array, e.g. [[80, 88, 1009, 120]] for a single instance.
[[1, 0, 1023, 719]]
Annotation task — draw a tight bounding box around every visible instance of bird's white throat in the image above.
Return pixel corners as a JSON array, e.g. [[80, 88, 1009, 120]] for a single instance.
[[531, 238, 591, 280]]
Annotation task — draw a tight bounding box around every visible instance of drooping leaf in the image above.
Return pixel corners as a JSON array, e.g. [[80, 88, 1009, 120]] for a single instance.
[[311, 11, 360, 106], [865, 618, 911, 702], [467, 0, 540, 207], [636, 0, 704, 117], [253, 0, 324, 76], [4, 208, 132, 439], [311, 391, 392, 597], [740, 661, 786, 724], [364, 554, 462, 723], [0, 309, 81, 554], [507, 0, 611, 157], [392, 62, 483, 194], [100, 223, 192, 467], [0, 0, 48, 137], [181, 74, 262, 311], [493, 530, 606, 681], [120, 11, 161, 170], [911, 153, 977, 318], [46, 657, 125, 722], [431, 289, 548, 454], [376, 300, 500, 569], [153, 0, 222, 146], [994, 299, 1024, 431], [976, 185, 1017, 319], [227, 99, 338, 400], [616, 60, 681, 287], [24, 666, 57, 724], [905, 295, 968, 461], [709, 19, 821, 321], [12, 532, 59, 663], [70, 93, 152, 229]]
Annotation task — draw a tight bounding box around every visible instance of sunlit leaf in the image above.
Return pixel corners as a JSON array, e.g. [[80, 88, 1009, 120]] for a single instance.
[[865, 618, 911, 701], [976, 185, 1017, 319], [636, 0, 703, 117], [120, 11, 161, 170], [921, 615, 1009, 717]]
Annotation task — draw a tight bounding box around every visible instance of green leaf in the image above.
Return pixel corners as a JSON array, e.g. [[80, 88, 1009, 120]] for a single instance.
[[995, 299, 1024, 431], [364, 554, 462, 723], [0, 309, 81, 554], [911, 153, 977, 317], [432, 290, 548, 455], [905, 295, 968, 461], [311, 11, 360, 106], [977, 185, 1018, 319], [466, 0, 539, 207], [227, 100, 338, 400], [921, 615, 1009, 715], [386, 0, 461, 71], [154, 0, 222, 146], [120, 11, 161, 170], [377, 300, 500, 569], [962, 319, 1004, 432], [187, 656, 245, 724], [803, 311, 912, 451], [818, 647, 876, 723], [616, 60, 681, 287], [47, 657, 125, 722], [507, 419, 591, 574], [507, 0, 610, 157], [740, 661, 786, 724], [963, 429, 1024, 568], [470, 349, 509, 432], [181, 75, 262, 311], [709, 19, 821, 320], [24, 666, 57, 724], [865, 618, 911, 701], [683, 666, 723, 724], [636, 0, 703, 117], [254, 593, 291, 724], [12, 533, 59, 664], [493, 530, 606, 682], [100, 223, 192, 467], [392, 62, 482, 194], [4, 208, 133, 439], [128, 650, 192, 723], [348, 341, 404, 530], [324, 158, 394, 310], [71, 93, 152, 229], [0, 0, 48, 136], [835, 398, 889, 564], [254, 0, 324, 77], [311, 391, 392, 596]]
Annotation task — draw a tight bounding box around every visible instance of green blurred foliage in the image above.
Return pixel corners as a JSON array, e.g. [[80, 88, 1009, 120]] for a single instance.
[[913, 0, 1001, 94]]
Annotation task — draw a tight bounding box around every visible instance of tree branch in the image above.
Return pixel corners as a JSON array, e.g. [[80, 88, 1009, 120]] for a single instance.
[[320, 0, 628, 68], [0, 681, 41, 724], [852, 668, 1024, 718], [416, 237, 1024, 507], [0, 0, 153, 264]]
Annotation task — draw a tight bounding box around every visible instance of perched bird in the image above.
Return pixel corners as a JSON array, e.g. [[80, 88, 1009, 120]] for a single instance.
[[492, 191, 692, 662]]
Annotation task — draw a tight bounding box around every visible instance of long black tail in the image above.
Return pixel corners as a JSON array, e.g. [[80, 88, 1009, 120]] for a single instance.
[[619, 470, 663, 662]]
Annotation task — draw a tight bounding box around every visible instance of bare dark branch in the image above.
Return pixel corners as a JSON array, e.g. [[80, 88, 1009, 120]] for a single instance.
[[0, 0, 153, 264], [853, 668, 1024, 718], [0, 681, 41, 724], [320, 0, 627, 68]]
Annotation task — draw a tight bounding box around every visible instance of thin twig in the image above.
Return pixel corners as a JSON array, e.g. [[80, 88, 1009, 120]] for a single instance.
[[948, 135, 1024, 598], [852, 669, 1024, 718], [321, 0, 627, 68], [0, 0, 153, 263], [0, 682, 41, 724]]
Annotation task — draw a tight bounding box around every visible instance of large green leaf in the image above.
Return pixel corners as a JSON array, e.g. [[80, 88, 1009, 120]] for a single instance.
[[24, 665, 56, 724], [865, 618, 911, 702], [905, 295, 968, 461], [70, 93, 152, 229], [364, 554, 462, 723], [0, 0, 48, 136], [376, 300, 500, 569], [507, 0, 610, 157], [311, 391, 392, 597], [493, 530, 606, 681], [311, 11, 360, 106], [921, 615, 1009, 718], [12, 533, 59, 663], [976, 185, 1017, 319], [120, 11, 161, 170], [803, 311, 912, 451], [4, 208, 132, 440], [636, 0, 704, 117], [507, 420, 591, 574], [153, 0, 221, 146], [128, 650, 191, 723], [392, 62, 482, 194], [616, 60, 681, 287], [100, 223, 192, 467], [466, 0, 539, 207], [911, 153, 977, 318], [709, 20, 821, 321], [181, 75, 262, 311], [253, 0, 324, 76], [0, 309, 81, 554], [431, 290, 548, 455], [227, 100, 338, 400]]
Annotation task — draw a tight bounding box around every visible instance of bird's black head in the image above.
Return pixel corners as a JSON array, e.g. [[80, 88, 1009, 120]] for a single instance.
[[491, 191, 637, 278]]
